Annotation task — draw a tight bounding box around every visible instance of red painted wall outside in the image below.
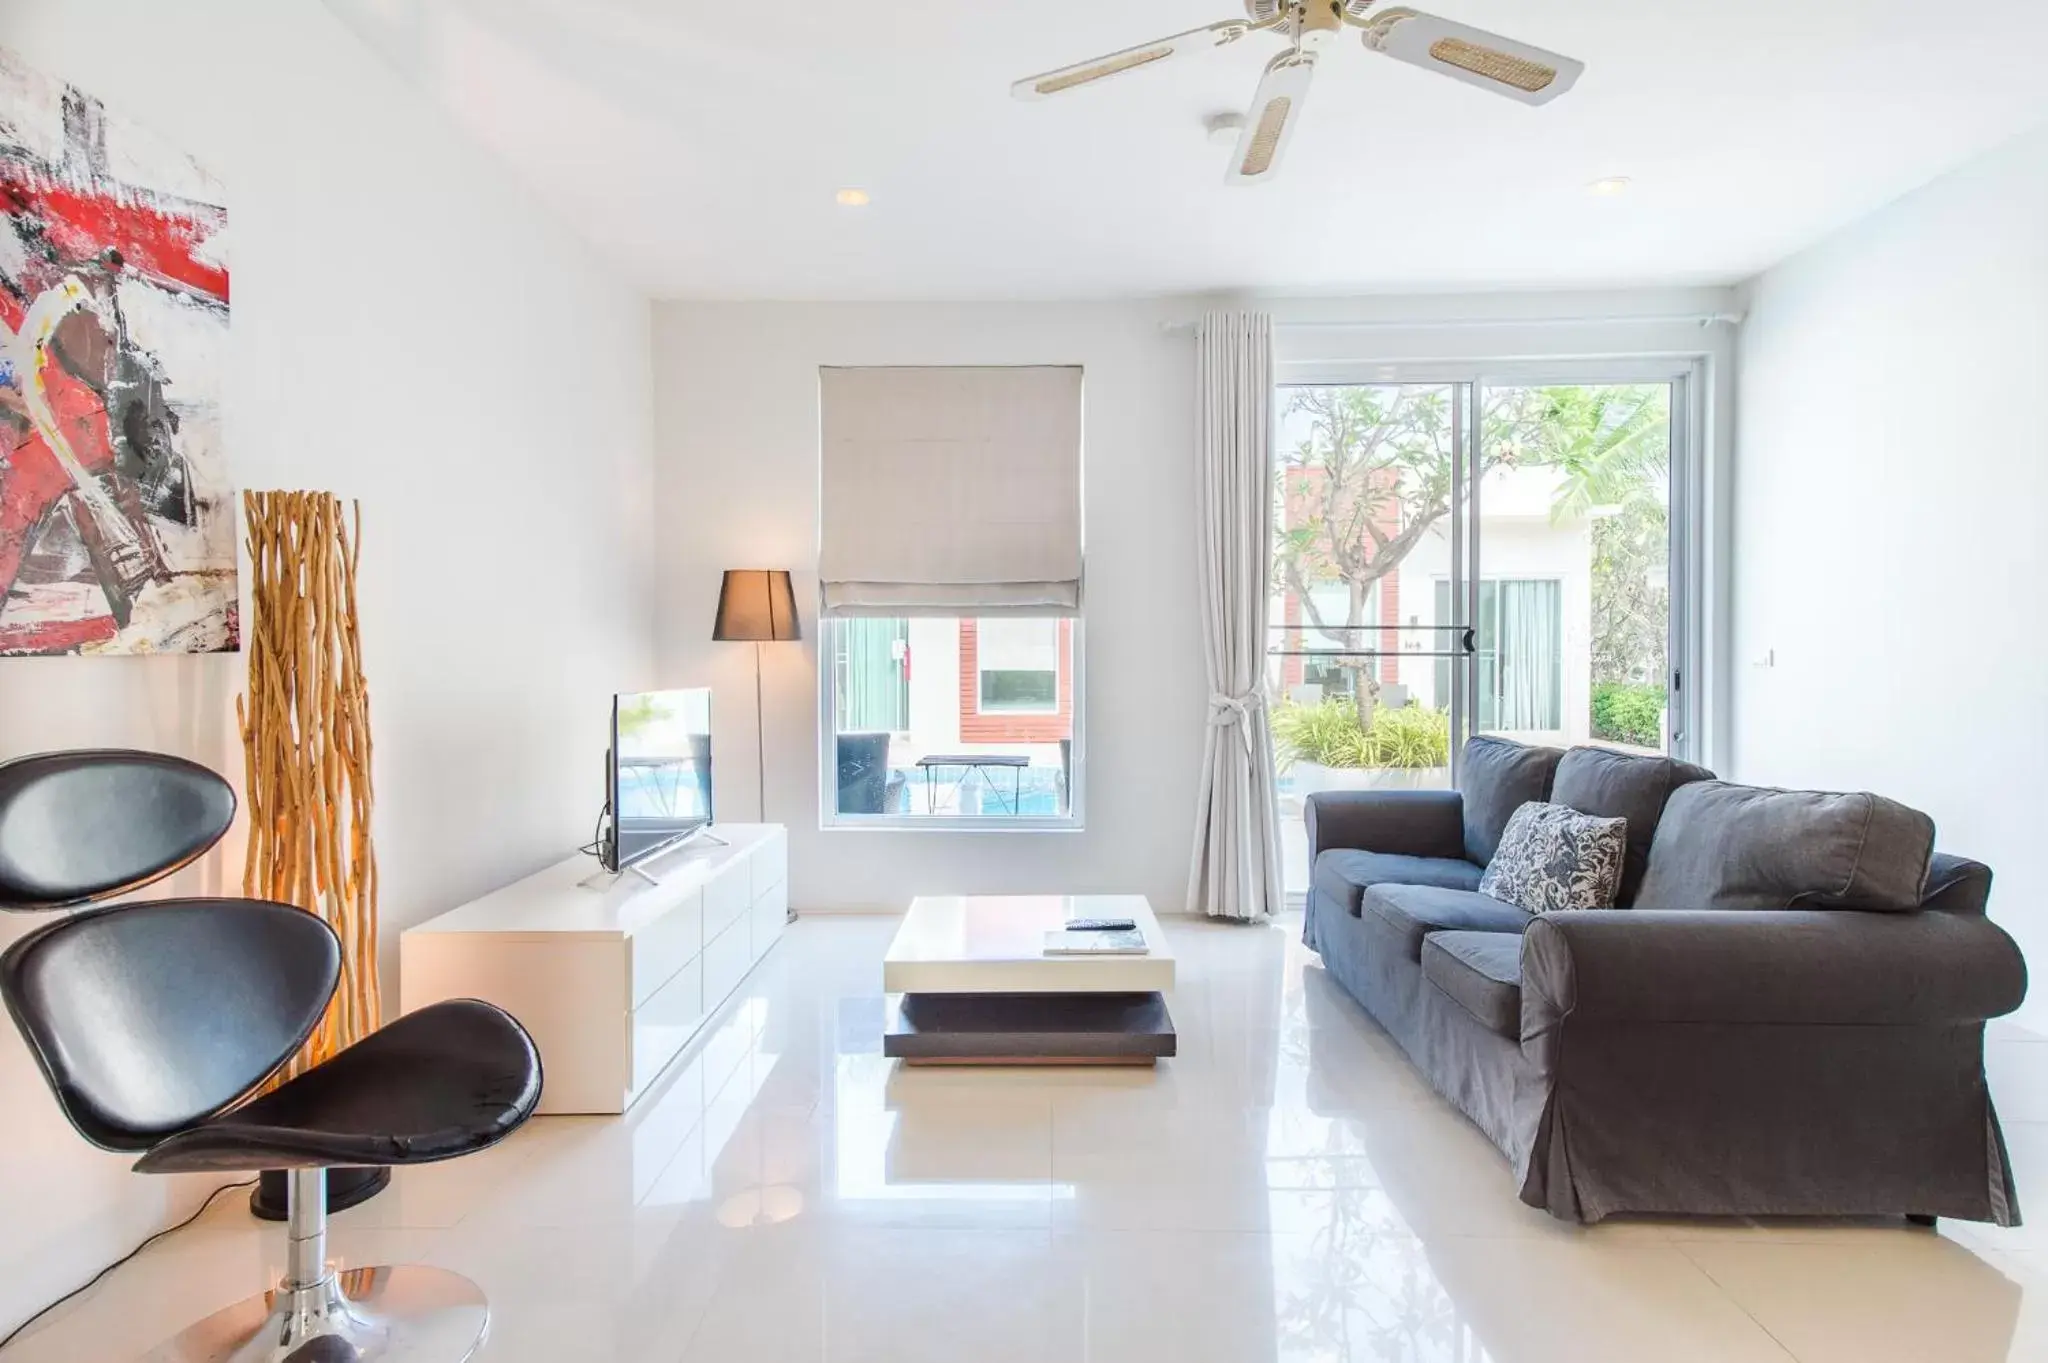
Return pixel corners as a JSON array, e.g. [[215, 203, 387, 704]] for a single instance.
[[957, 620, 1074, 743]]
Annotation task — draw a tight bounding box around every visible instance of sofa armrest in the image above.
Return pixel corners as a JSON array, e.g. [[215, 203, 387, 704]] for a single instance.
[[1923, 853, 1994, 916], [1304, 789, 1466, 862], [1522, 909, 2027, 1030]]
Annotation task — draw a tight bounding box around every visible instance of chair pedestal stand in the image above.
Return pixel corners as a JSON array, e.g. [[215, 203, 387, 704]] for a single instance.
[[249, 1165, 390, 1221], [141, 1170, 491, 1362]]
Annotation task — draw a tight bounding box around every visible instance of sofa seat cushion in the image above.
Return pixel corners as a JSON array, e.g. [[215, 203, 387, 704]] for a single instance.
[[1551, 746, 1714, 904], [1361, 883, 1533, 962], [1422, 931, 1524, 1038], [1636, 781, 1936, 913], [1314, 850, 1484, 917]]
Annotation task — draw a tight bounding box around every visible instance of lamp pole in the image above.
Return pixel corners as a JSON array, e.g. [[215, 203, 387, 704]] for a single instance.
[[754, 639, 766, 822]]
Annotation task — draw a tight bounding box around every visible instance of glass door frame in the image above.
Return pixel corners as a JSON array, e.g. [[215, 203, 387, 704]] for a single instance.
[[1275, 356, 1705, 781]]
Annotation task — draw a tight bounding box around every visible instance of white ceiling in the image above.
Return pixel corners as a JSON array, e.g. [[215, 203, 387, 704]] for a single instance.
[[325, 0, 2048, 300]]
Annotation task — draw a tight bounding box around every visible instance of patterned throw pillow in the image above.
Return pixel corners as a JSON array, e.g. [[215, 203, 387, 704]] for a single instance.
[[1478, 801, 1628, 914]]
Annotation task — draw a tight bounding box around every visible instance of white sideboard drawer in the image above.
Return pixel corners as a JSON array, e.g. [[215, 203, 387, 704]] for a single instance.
[[750, 830, 788, 900], [751, 882, 787, 958], [703, 914, 750, 1012], [629, 887, 704, 1007], [398, 824, 785, 1117], [703, 860, 751, 940], [629, 954, 704, 1099]]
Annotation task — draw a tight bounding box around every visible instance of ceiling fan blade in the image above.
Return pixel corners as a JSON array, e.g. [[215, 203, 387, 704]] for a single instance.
[[1359, 8, 1584, 106], [1012, 20, 1255, 100], [1227, 49, 1317, 186]]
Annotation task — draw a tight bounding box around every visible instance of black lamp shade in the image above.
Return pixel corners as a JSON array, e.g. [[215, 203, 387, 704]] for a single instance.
[[712, 569, 801, 642]]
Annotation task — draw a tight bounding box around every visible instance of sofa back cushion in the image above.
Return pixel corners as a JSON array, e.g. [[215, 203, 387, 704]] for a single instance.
[[1634, 781, 1935, 912], [1551, 746, 1714, 904], [1460, 736, 1564, 866]]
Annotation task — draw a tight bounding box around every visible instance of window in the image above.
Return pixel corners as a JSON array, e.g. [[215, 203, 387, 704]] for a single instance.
[[817, 365, 1084, 829], [1288, 579, 1382, 699], [822, 615, 1080, 825], [817, 366, 1083, 828], [1433, 579, 1564, 733], [975, 618, 1060, 714]]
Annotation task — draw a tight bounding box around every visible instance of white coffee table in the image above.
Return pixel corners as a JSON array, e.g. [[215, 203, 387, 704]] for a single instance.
[[882, 894, 1176, 1065]]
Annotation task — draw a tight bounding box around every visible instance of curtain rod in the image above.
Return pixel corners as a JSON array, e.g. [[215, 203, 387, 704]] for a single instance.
[[1159, 311, 1744, 334]]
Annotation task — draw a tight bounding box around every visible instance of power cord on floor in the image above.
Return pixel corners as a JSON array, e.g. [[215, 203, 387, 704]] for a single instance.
[[0, 1178, 256, 1355]]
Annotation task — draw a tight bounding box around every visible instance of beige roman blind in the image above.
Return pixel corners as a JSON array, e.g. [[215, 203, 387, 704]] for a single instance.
[[819, 365, 1083, 616]]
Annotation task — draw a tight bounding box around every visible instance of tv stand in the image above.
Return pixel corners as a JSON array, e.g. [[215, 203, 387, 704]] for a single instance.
[[401, 823, 789, 1114], [573, 862, 664, 891]]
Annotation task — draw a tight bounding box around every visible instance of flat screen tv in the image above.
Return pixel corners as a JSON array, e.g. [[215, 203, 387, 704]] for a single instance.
[[603, 687, 714, 873]]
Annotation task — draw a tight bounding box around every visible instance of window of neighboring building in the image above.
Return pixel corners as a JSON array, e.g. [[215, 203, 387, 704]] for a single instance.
[[1433, 578, 1563, 732], [1276, 579, 1382, 700], [974, 618, 1061, 714]]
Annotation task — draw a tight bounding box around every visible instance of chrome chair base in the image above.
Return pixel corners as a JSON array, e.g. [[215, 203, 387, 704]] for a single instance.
[[138, 1264, 488, 1363]]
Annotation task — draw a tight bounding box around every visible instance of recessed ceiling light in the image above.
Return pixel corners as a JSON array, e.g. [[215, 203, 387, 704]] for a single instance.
[[835, 187, 871, 207], [1588, 176, 1633, 197]]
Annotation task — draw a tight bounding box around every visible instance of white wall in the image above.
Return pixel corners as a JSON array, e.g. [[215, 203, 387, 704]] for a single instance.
[[652, 302, 1206, 914], [1733, 122, 2048, 1031], [0, 0, 655, 1334]]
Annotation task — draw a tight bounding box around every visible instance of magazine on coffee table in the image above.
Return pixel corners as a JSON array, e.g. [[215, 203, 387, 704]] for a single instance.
[[1043, 928, 1150, 956]]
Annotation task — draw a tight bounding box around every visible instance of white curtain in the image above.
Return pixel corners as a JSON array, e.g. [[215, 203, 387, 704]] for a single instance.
[[1499, 579, 1561, 730], [1186, 312, 1283, 922]]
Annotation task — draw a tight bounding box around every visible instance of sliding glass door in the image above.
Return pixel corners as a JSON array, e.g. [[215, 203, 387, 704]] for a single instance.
[[1267, 384, 1464, 899], [1270, 374, 1690, 901], [1473, 382, 1678, 755]]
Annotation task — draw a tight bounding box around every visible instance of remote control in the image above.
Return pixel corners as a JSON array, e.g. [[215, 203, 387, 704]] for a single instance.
[[1064, 917, 1137, 932]]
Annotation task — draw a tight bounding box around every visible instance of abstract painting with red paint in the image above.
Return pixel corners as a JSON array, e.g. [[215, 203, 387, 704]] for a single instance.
[[1, 47, 235, 656]]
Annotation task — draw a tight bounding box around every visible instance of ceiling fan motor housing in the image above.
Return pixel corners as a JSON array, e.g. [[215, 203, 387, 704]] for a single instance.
[[1245, 0, 1375, 21]]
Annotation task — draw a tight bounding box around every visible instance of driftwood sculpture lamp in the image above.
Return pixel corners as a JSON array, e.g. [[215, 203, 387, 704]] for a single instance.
[[237, 490, 383, 1217]]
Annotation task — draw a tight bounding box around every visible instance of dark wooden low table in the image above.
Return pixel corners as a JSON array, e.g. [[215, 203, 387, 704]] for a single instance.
[[885, 992, 1175, 1065], [881, 894, 1176, 1066]]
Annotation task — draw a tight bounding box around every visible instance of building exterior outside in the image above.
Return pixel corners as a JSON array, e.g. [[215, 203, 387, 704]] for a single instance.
[[830, 617, 1074, 817], [1274, 463, 1596, 752]]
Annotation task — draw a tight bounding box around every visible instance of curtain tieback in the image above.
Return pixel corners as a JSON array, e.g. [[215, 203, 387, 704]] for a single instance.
[[1207, 690, 1264, 754]]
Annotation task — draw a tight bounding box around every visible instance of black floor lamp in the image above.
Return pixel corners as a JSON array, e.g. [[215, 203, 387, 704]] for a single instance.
[[712, 569, 801, 822]]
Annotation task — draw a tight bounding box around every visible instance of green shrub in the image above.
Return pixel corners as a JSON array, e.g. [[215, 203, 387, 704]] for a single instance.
[[1272, 699, 1449, 770], [1591, 682, 1665, 747], [1271, 699, 1369, 769], [1363, 704, 1450, 769]]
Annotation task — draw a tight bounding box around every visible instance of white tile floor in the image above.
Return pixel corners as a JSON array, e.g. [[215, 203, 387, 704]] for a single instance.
[[13, 914, 2048, 1363]]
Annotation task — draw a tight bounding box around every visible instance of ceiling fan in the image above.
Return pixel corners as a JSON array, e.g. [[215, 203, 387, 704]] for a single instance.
[[1011, 2, 1585, 186]]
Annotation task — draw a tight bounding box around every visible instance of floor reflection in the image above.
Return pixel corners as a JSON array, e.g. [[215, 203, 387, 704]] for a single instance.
[[7, 914, 2045, 1363]]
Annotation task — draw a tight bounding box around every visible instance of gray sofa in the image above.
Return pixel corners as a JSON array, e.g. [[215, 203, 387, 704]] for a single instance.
[[1302, 736, 2028, 1225]]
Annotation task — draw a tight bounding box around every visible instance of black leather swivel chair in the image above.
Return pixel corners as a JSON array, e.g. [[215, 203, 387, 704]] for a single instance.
[[0, 750, 542, 1362]]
